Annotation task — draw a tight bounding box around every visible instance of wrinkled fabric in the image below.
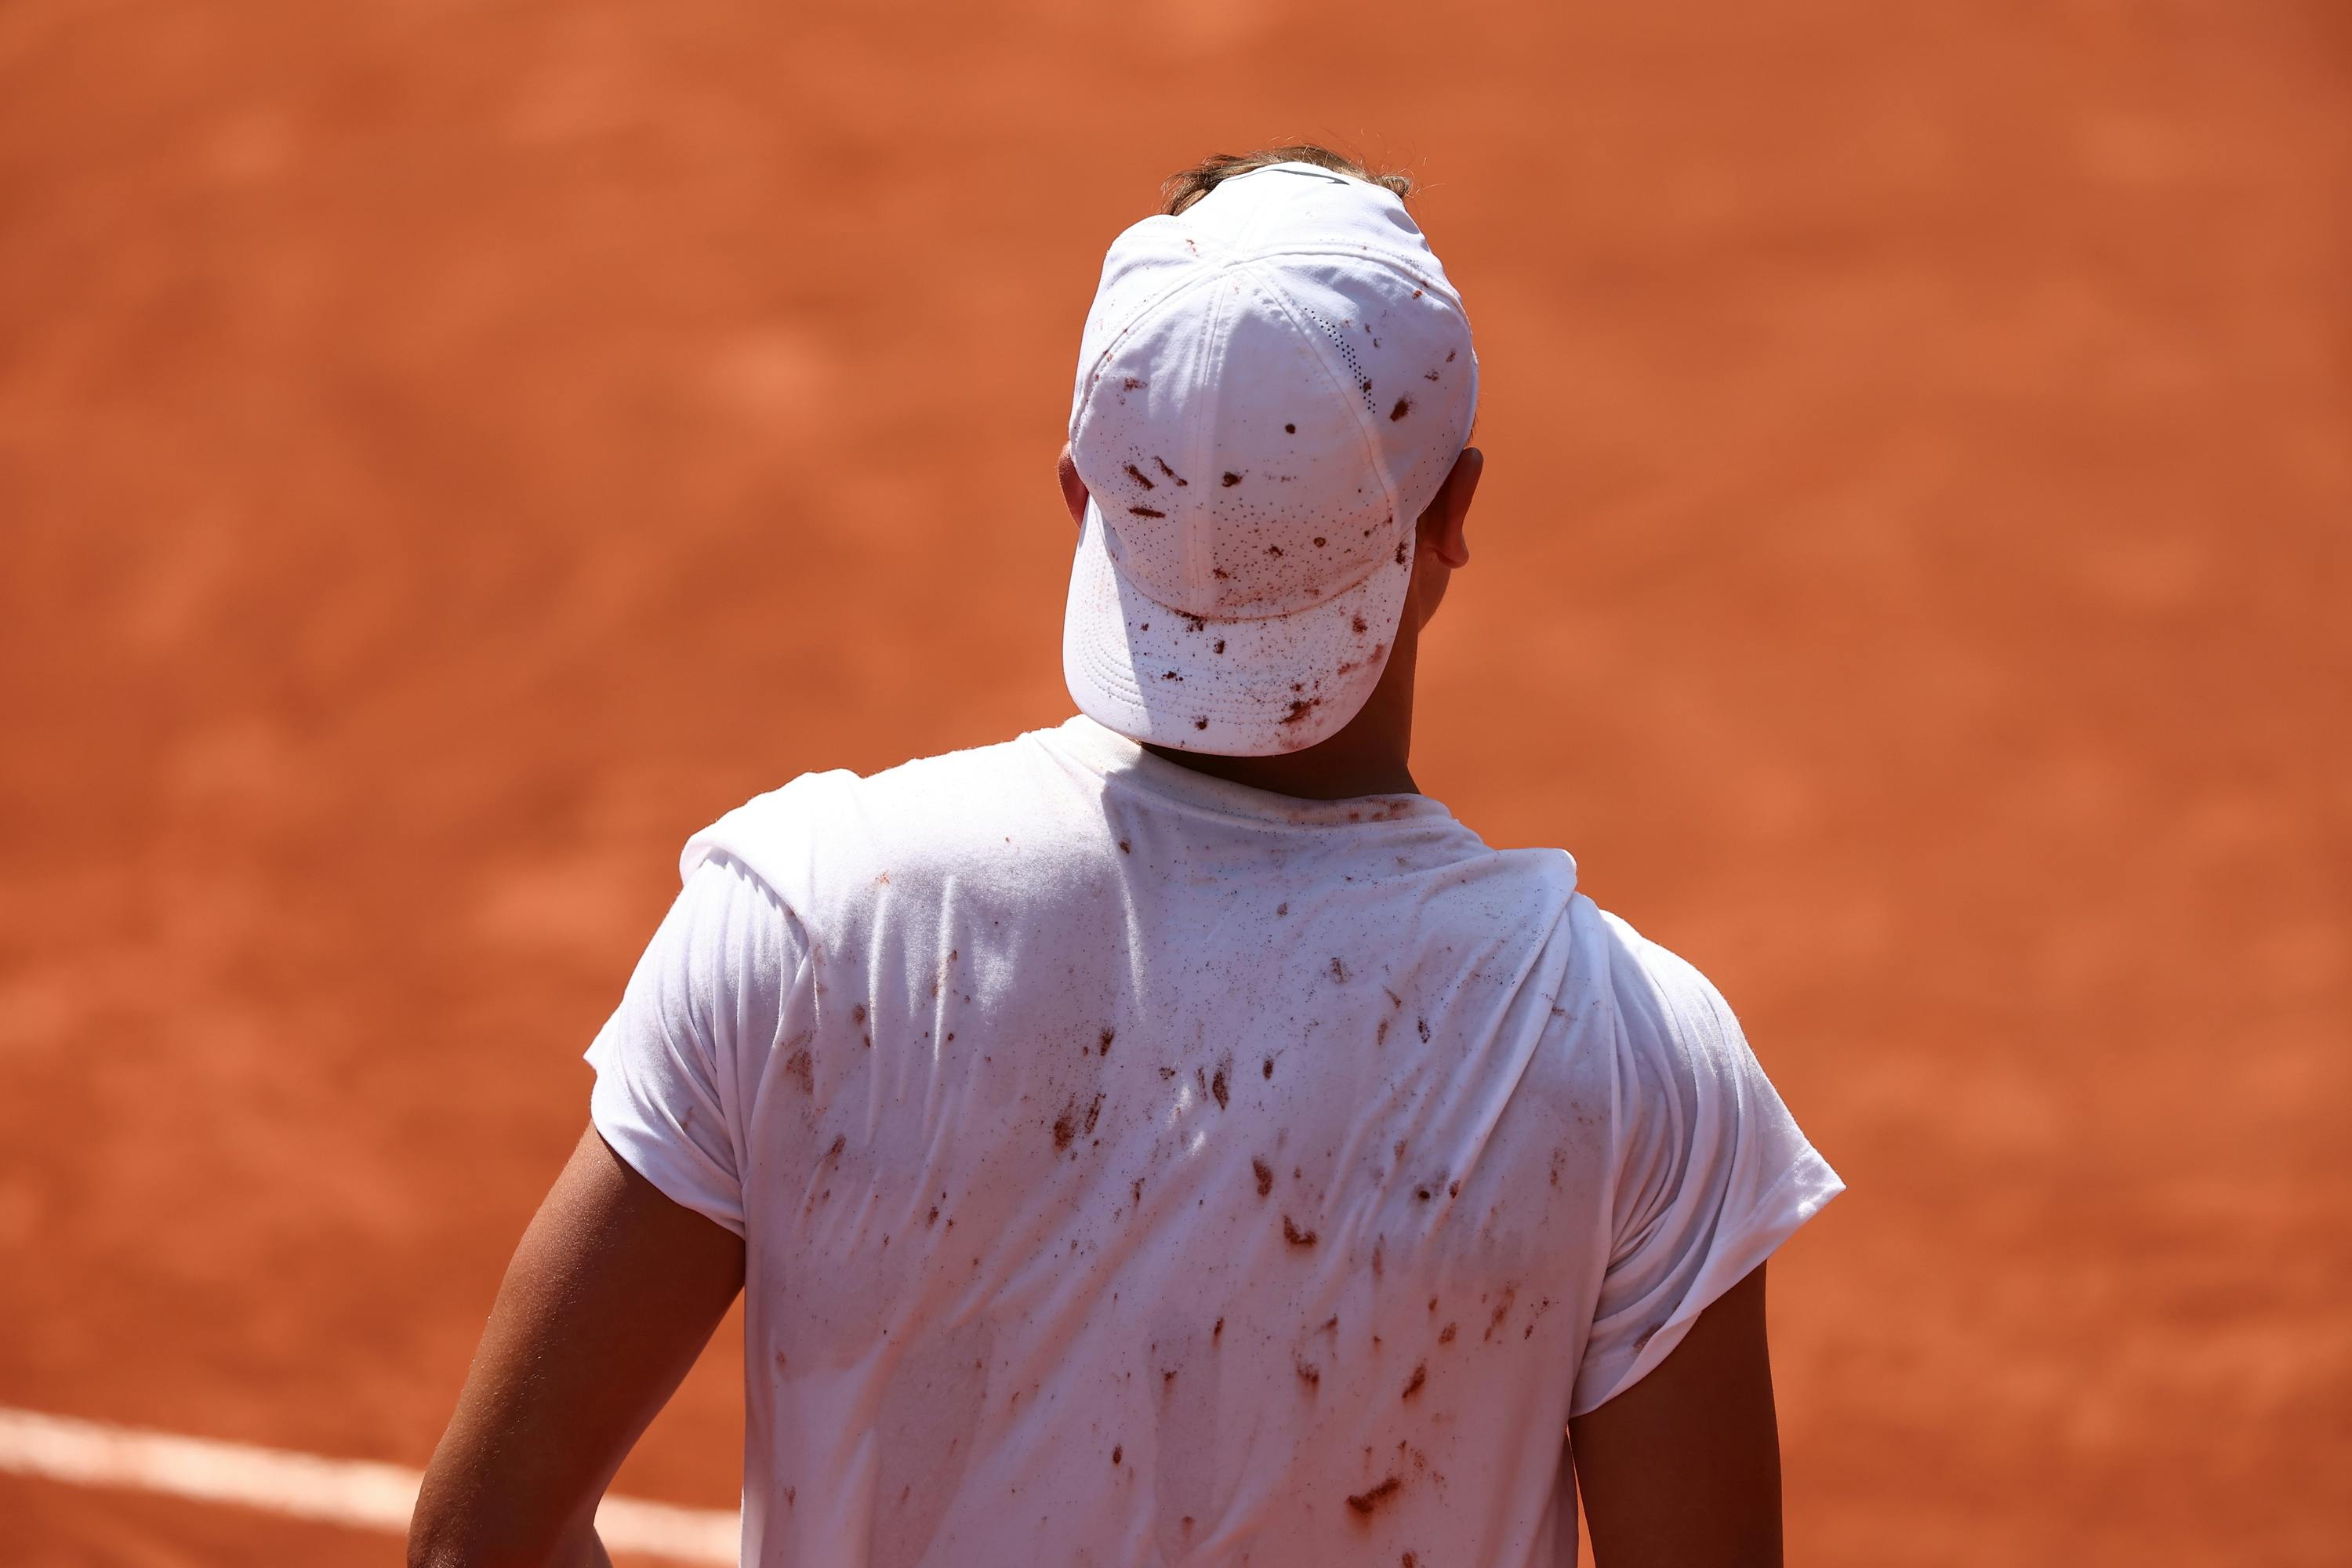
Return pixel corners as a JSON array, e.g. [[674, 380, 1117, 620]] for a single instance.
[[587, 717, 1841, 1568]]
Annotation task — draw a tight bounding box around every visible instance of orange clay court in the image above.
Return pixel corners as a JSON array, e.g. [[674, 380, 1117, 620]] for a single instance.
[[1, 2, 2346, 1563]]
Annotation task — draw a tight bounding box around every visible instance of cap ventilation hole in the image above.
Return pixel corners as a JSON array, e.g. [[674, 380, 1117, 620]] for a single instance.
[[1301, 308, 1377, 413]]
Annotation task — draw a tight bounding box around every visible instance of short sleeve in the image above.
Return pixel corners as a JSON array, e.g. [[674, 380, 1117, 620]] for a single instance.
[[1569, 918, 1845, 1416], [584, 852, 804, 1236]]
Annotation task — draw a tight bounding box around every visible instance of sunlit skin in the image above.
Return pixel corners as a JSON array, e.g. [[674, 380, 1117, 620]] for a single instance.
[[411, 1127, 741, 1568], [407, 447, 1787, 1568]]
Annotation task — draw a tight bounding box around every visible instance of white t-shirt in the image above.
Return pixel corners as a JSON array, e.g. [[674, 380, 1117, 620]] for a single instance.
[[586, 716, 1841, 1568]]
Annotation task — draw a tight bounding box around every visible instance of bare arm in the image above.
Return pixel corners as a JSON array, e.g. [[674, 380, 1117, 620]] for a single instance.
[[1569, 1264, 1783, 1568], [408, 1124, 746, 1568]]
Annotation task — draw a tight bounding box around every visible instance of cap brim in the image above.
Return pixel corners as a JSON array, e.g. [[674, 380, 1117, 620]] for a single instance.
[[1062, 497, 1409, 756]]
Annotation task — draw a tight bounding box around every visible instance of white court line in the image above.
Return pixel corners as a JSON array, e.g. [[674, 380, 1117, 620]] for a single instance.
[[0, 1406, 739, 1563]]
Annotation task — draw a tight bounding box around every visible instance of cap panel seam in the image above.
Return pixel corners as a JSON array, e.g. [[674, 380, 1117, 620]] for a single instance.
[[1213, 241, 1471, 313], [1069, 264, 1234, 445], [1182, 271, 1232, 603], [1238, 256, 1408, 544]]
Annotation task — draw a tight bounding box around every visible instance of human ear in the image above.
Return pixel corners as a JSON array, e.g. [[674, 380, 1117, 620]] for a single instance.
[[1057, 443, 1090, 530], [1419, 445, 1481, 568]]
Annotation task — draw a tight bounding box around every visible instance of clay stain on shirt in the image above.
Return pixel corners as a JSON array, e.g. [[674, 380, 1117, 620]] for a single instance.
[[1483, 1287, 1517, 1342]]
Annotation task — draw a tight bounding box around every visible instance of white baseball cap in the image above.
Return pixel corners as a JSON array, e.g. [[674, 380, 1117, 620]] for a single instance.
[[1062, 162, 1479, 756]]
